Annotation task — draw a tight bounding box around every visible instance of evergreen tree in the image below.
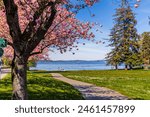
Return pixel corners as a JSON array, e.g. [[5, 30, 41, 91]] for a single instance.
[[106, 27, 122, 70], [141, 32, 150, 70], [106, 1, 141, 70]]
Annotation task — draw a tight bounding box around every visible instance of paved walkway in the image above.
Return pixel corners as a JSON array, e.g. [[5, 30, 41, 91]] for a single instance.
[[0, 68, 11, 80], [51, 73, 128, 100]]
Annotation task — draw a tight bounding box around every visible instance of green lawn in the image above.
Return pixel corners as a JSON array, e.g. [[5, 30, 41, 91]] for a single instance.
[[0, 71, 83, 100], [60, 70, 150, 100]]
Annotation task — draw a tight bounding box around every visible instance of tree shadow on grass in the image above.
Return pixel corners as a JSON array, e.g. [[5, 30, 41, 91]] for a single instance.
[[0, 74, 12, 99], [0, 92, 12, 100], [131, 98, 144, 100], [28, 88, 84, 100], [0, 71, 84, 100], [27, 76, 84, 100], [29, 70, 50, 74]]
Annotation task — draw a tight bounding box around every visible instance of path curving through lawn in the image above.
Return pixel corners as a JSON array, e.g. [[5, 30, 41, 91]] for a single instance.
[[51, 73, 128, 100]]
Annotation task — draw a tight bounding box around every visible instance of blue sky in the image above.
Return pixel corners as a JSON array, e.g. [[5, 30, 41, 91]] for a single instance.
[[49, 0, 150, 60]]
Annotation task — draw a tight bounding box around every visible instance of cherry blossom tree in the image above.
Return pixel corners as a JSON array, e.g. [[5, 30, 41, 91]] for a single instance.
[[1, 1, 95, 60], [0, 0, 98, 100]]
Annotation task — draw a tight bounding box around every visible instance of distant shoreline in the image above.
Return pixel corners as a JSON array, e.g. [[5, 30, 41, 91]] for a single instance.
[[38, 60, 106, 62], [30, 60, 124, 71]]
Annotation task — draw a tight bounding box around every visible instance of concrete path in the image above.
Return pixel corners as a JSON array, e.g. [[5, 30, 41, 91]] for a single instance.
[[51, 73, 128, 100], [0, 68, 11, 80]]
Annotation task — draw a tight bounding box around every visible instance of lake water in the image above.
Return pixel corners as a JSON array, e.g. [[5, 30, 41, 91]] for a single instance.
[[30, 60, 124, 71]]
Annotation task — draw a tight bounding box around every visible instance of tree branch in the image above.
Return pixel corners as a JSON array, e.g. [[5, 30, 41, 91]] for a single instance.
[[7, 40, 14, 48], [30, 44, 53, 56], [27, 3, 57, 54], [30, 51, 42, 56], [3, 0, 21, 42], [22, 1, 54, 41]]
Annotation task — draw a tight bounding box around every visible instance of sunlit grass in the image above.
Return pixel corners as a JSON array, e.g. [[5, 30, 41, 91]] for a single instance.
[[61, 70, 150, 100], [0, 71, 83, 100]]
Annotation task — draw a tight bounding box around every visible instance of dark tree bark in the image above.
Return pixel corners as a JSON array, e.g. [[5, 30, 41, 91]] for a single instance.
[[115, 64, 118, 70], [129, 64, 133, 70], [125, 64, 128, 70], [11, 53, 28, 100], [3, 0, 57, 99]]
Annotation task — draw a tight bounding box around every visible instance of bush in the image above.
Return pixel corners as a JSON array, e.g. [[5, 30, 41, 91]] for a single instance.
[[27, 59, 37, 70], [1, 57, 11, 67]]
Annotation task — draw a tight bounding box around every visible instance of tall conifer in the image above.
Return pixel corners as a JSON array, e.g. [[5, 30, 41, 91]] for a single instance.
[[141, 32, 150, 69], [106, 0, 141, 69]]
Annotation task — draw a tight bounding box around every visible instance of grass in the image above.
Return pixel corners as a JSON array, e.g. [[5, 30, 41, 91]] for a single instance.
[[60, 70, 150, 100], [0, 71, 83, 100]]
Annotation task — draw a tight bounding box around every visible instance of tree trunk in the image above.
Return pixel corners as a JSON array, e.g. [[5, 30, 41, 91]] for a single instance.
[[125, 64, 128, 70], [115, 64, 118, 70], [129, 64, 133, 70], [11, 54, 28, 100], [144, 64, 148, 70], [144, 59, 149, 70]]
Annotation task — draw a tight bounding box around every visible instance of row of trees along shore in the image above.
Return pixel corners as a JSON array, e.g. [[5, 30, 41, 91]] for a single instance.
[[106, 0, 150, 70]]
